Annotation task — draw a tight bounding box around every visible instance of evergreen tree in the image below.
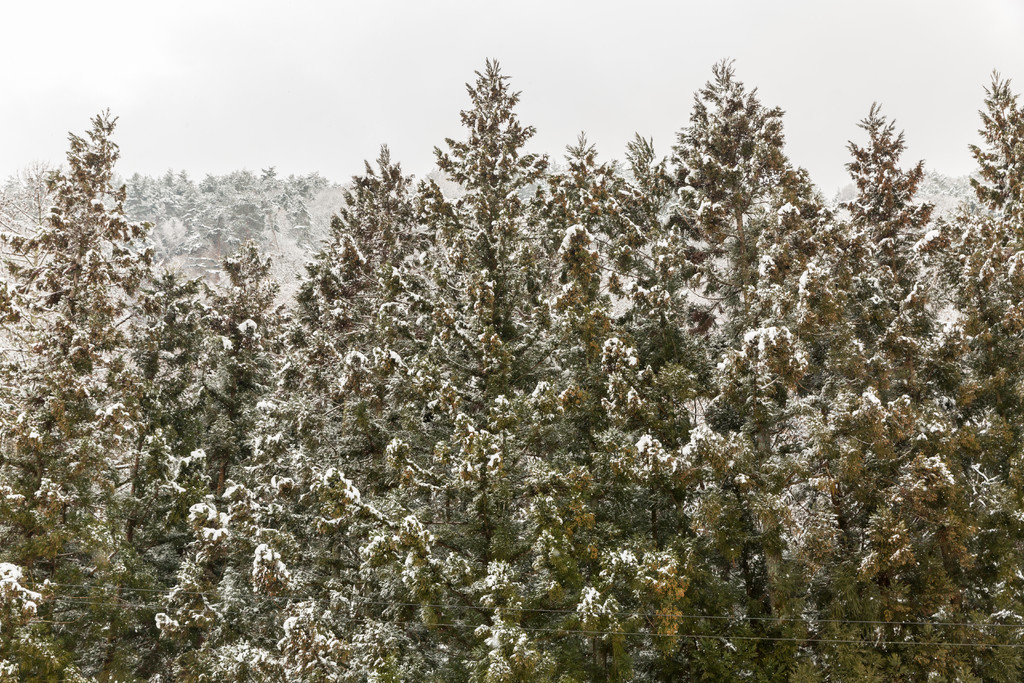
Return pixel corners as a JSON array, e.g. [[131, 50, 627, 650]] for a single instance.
[[0, 112, 154, 678], [266, 146, 423, 680], [671, 59, 789, 330], [933, 74, 1024, 680], [658, 62, 828, 678], [155, 243, 289, 680], [799, 106, 989, 679]]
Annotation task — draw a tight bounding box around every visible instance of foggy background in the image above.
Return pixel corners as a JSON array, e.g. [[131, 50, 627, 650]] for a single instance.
[[2, 0, 1022, 195]]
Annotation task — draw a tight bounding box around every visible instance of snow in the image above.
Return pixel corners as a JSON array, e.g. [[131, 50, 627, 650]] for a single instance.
[[154, 612, 179, 632], [201, 527, 228, 542], [330, 469, 362, 506], [861, 387, 882, 408], [602, 337, 638, 367], [558, 224, 596, 255], [913, 228, 941, 252], [189, 501, 219, 524], [252, 543, 291, 590], [0, 563, 41, 610], [486, 450, 502, 471], [530, 381, 550, 398], [344, 349, 368, 365]]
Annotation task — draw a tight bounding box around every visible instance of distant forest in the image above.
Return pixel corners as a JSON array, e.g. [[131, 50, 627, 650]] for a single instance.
[[2, 59, 1024, 681]]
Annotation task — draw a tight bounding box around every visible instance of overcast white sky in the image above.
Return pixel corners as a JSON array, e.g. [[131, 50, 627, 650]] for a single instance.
[[2, 0, 1022, 194]]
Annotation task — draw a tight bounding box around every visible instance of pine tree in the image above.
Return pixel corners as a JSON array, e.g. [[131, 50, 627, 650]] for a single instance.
[[155, 243, 289, 680], [655, 62, 825, 678], [931, 74, 1024, 680], [265, 146, 423, 680], [0, 112, 154, 677], [794, 105, 993, 679], [289, 145, 419, 473], [672, 59, 789, 331], [127, 270, 214, 555], [270, 60, 562, 681]]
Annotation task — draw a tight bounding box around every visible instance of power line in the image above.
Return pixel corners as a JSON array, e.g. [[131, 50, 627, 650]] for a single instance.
[[342, 618, 1024, 649], [42, 600, 1022, 649], [39, 583, 1024, 633]]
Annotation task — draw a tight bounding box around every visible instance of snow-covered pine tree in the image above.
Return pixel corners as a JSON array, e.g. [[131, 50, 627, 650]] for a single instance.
[[406, 59, 562, 681], [532, 133, 711, 678], [256, 147, 423, 680], [0, 112, 154, 678], [657, 62, 827, 677], [154, 242, 290, 680], [127, 272, 213, 543], [796, 105, 988, 679], [933, 74, 1024, 680], [204, 242, 284, 496], [533, 135, 639, 678], [278, 60, 562, 681], [289, 145, 420, 471], [671, 59, 789, 333], [970, 74, 1024, 228]]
